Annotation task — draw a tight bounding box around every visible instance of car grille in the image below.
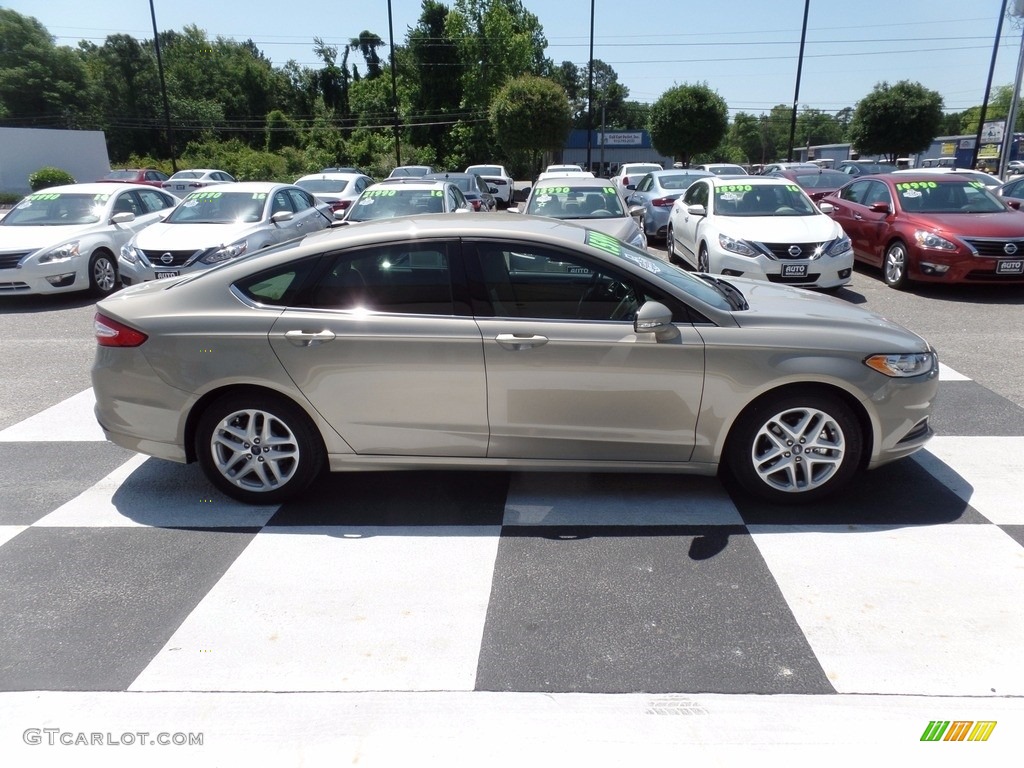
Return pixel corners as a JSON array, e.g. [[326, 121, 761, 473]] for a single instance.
[[766, 273, 822, 285], [962, 238, 1024, 257], [0, 252, 31, 269], [756, 242, 824, 260], [140, 249, 199, 267]]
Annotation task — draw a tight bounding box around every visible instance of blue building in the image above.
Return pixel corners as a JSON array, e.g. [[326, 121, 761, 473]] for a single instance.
[[557, 129, 674, 175]]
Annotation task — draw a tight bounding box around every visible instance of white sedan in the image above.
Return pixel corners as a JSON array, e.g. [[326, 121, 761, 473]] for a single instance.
[[666, 176, 854, 291], [119, 182, 332, 284], [465, 164, 515, 208], [0, 183, 179, 296]]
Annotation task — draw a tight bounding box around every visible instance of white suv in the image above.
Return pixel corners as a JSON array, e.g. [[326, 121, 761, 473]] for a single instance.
[[465, 164, 515, 208]]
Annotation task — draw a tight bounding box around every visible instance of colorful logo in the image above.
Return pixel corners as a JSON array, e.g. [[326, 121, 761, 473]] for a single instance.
[[921, 721, 997, 742]]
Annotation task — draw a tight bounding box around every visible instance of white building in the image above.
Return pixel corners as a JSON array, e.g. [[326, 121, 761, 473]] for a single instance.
[[0, 127, 111, 195]]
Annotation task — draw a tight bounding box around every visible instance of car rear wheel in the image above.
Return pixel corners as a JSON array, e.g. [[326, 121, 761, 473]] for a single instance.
[[883, 241, 910, 289], [725, 389, 862, 504], [196, 393, 325, 504], [89, 251, 118, 297], [666, 225, 683, 265]]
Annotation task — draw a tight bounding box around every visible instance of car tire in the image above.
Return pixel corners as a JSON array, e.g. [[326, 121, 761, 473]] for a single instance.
[[666, 224, 682, 265], [724, 389, 862, 504], [883, 240, 910, 289], [698, 243, 710, 273], [88, 250, 119, 297], [196, 392, 325, 504]]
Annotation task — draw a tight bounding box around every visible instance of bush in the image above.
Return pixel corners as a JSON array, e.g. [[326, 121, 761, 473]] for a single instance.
[[28, 167, 76, 191], [0, 192, 22, 205]]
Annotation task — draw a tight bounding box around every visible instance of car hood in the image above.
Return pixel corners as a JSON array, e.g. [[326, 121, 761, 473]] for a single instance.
[[0, 223, 103, 250], [132, 221, 264, 249], [565, 216, 639, 241], [903, 210, 1024, 238], [727, 277, 930, 350], [717, 214, 841, 242]]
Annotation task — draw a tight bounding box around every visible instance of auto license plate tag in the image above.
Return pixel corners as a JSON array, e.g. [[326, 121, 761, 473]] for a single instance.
[[996, 260, 1023, 274], [155, 270, 179, 279], [782, 264, 808, 277], [175, 184, 186, 191]]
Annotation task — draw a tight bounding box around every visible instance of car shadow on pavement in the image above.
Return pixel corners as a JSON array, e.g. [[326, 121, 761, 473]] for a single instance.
[[0, 293, 98, 314]]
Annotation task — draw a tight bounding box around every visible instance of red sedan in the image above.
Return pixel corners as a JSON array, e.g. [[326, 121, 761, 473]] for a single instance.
[[769, 167, 852, 202], [821, 173, 1024, 288], [97, 168, 169, 187]]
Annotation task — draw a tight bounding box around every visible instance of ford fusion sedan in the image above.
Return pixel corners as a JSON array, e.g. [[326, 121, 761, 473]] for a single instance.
[[92, 214, 937, 507], [119, 182, 331, 284], [512, 177, 646, 250], [0, 183, 178, 296], [667, 176, 853, 290], [821, 173, 1024, 288]]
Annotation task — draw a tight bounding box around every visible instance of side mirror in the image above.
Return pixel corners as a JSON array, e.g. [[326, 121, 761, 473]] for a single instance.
[[110, 212, 135, 224], [1008, 199, 1021, 210], [686, 204, 706, 217], [869, 202, 891, 214], [818, 202, 834, 214], [633, 301, 679, 342], [626, 183, 637, 191], [271, 210, 294, 224]]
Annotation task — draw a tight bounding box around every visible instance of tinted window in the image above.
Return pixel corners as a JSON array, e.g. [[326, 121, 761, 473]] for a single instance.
[[137, 189, 176, 213], [840, 180, 871, 204], [234, 257, 322, 306], [307, 244, 454, 315]]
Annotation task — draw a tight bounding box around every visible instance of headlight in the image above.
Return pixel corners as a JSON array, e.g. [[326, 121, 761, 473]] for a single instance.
[[200, 241, 248, 265], [718, 233, 758, 257], [914, 230, 956, 251], [825, 234, 852, 257], [120, 243, 140, 265], [864, 352, 936, 378], [628, 229, 646, 249], [37, 241, 81, 264]]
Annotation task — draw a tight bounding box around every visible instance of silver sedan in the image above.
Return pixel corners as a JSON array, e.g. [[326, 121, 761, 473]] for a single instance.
[[624, 169, 713, 244], [92, 214, 938, 506]]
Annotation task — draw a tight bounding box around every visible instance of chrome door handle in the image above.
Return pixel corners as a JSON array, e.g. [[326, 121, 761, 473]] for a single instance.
[[284, 329, 336, 347], [495, 333, 548, 350]]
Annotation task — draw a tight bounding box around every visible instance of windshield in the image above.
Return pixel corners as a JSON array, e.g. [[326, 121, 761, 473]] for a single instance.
[[103, 170, 139, 180], [347, 188, 444, 221], [526, 184, 626, 219], [791, 170, 850, 189], [1, 192, 105, 226], [656, 173, 707, 190], [707, 165, 745, 175], [713, 183, 818, 216], [165, 191, 265, 224], [296, 179, 350, 194], [895, 180, 1006, 213]]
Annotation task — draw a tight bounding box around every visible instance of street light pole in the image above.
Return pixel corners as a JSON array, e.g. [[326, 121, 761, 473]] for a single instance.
[[971, 0, 1009, 171], [387, 0, 402, 167], [786, 0, 810, 162], [586, 0, 595, 172], [149, 0, 177, 171]]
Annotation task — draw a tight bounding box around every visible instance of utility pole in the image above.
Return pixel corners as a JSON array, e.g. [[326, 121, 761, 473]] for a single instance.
[[149, 0, 177, 171], [387, 0, 402, 168], [787, 0, 810, 162], [971, 0, 1009, 171]]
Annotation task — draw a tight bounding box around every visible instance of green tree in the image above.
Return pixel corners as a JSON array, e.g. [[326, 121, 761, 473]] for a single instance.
[[727, 112, 768, 165], [648, 83, 728, 166], [406, 1, 462, 163], [848, 80, 944, 161], [350, 31, 384, 79], [0, 9, 90, 127], [489, 75, 570, 174]]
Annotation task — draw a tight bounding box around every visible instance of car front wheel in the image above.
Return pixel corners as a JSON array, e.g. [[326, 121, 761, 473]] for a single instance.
[[89, 250, 118, 297], [883, 240, 910, 289], [698, 243, 710, 273], [725, 389, 862, 504], [196, 393, 325, 504]]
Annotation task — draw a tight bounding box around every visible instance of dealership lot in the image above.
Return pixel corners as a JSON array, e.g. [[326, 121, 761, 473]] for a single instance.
[[0, 262, 1022, 764]]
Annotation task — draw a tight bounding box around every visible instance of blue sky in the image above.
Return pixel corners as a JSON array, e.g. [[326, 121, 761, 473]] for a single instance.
[[4, 0, 1023, 116]]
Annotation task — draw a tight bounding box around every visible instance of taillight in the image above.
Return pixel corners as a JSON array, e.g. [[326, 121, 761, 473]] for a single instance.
[[94, 312, 148, 347], [622, 177, 630, 186], [331, 200, 351, 211], [651, 197, 676, 207]]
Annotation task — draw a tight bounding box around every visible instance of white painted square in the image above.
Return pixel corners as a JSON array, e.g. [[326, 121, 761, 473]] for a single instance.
[[0, 525, 28, 549], [0, 389, 104, 442], [938, 363, 970, 381], [750, 524, 1024, 696], [35, 454, 279, 529], [129, 526, 502, 691], [503, 472, 743, 526], [914, 436, 1024, 524]]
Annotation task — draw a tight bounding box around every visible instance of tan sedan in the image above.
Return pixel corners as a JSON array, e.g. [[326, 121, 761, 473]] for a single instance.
[[92, 214, 938, 505]]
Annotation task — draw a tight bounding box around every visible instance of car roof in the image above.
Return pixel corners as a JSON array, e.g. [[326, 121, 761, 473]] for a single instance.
[[365, 180, 450, 191], [296, 172, 366, 181], [533, 176, 618, 188], [199, 182, 294, 193], [30, 182, 169, 195], [706, 176, 795, 187], [422, 172, 473, 180]]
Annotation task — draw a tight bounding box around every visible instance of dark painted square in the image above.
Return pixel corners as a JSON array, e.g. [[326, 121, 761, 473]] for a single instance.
[[0, 527, 256, 691], [0, 442, 136, 526], [1001, 525, 1024, 549], [268, 470, 509, 526], [475, 525, 833, 694], [932, 380, 1024, 436]]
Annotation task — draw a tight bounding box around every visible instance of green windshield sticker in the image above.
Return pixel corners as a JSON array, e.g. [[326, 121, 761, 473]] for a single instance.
[[430, 190, 443, 197], [186, 191, 224, 201], [895, 182, 938, 191], [28, 193, 61, 200], [92, 194, 110, 202], [715, 184, 753, 194], [364, 189, 397, 197], [786, 185, 801, 193], [602, 187, 616, 195], [969, 181, 985, 189], [537, 185, 571, 193], [251, 192, 267, 199], [586, 230, 622, 257]]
